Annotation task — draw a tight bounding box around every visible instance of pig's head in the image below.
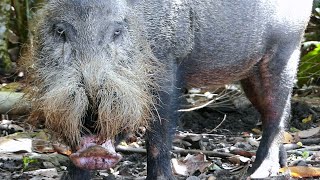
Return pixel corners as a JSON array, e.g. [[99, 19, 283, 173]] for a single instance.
[[26, 0, 161, 170]]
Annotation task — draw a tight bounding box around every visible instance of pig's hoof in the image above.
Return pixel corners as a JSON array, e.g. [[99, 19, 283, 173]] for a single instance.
[[249, 159, 280, 179]]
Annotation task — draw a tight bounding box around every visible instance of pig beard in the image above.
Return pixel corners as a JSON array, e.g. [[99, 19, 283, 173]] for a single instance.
[[29, 36, 161, 147]]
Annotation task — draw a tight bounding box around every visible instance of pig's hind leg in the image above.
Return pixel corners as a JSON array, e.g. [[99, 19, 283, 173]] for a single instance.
[[240, 46, 300, 178]]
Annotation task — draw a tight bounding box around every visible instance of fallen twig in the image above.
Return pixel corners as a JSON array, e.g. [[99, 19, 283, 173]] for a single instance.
[[300, 138, 320, 145], [116, 145, 234, 158], [289, 160, 320, 166], [287, 145, 320, 155], [211, 114, 227, 132], [284, 143, 301, 151], [176, 132, 227, 138], [178, 98, 218, 112]]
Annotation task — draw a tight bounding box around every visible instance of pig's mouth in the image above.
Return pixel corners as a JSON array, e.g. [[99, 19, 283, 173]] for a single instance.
[[69, 106, 122, 170], [69, 136, 122, 170]]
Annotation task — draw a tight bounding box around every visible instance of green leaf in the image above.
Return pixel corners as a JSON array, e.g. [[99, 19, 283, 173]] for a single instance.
[[22, 156, 38, 170], [301, 151, 310, 159]]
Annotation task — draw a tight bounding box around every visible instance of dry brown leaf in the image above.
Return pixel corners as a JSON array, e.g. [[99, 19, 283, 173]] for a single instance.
[[172, 158, 188, 176], [283, 131, 295, 144], [172, 154, 212, 176], [230, 149, 255, 158], [52, 143, 72, 156], [32, 130, 55, 153], [228, 155, 251, 165], [279, 166, 320, 178], [184, 154, 212, 174], [251, 128, 262, 134], [295, 127, 320, 139], [33, 139, 55, 153]]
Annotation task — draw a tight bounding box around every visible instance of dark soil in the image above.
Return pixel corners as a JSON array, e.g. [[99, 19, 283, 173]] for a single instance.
[[0, 90, 320, 180]]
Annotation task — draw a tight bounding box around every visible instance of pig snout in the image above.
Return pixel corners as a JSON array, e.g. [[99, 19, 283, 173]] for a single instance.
[[70, 137, 122, 170]]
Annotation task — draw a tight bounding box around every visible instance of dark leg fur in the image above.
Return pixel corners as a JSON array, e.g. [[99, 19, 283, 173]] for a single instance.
[[146, 63, 180, 180], [61, 162, 91, 180], [241, 44, 299, 177], [279, 144, 287, 168]]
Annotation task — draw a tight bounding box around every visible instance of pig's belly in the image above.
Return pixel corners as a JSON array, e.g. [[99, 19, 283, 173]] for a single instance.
[[181, 56, 260, 88]]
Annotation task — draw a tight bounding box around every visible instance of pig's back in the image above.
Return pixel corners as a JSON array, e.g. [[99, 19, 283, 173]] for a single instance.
[[176, 0, 312, 87], [188, 0, 312, 66]]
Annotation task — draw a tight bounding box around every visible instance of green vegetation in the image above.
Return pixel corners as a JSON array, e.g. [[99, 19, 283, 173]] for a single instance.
[[298, 1, 320, 87], [0, 0, 12, 74], [23, 156, 38, 170], [0, 0, 43, 75]]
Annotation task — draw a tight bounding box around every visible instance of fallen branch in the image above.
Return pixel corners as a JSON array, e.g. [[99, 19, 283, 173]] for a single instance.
[[287, 145, 320, 155], [116, 145, 234, 158], [289, 160, 320, 166], [0, 92, 30, 115], [284, 143, 300, 151], [300, 138, 320, 145], [176, 132, 227, 138], [173, 148, 233, 158]]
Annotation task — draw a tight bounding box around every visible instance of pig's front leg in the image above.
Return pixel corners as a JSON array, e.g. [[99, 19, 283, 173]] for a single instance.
[[146, 62, 181, 180]]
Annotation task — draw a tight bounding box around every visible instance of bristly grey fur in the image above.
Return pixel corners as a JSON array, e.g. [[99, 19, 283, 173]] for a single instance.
[[26, 0, 163, 146], [23, 0, 312, 177]]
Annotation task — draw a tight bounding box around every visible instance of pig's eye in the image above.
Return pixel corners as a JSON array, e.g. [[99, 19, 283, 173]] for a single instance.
[[56, 27, 65, 35], [113, 29, 122, 40], [53, 23, 67, 42], [52, 22, 76, 43]]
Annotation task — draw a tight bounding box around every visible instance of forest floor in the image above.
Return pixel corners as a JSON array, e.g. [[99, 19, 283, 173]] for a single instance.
[[0, 79, 320, 180]]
